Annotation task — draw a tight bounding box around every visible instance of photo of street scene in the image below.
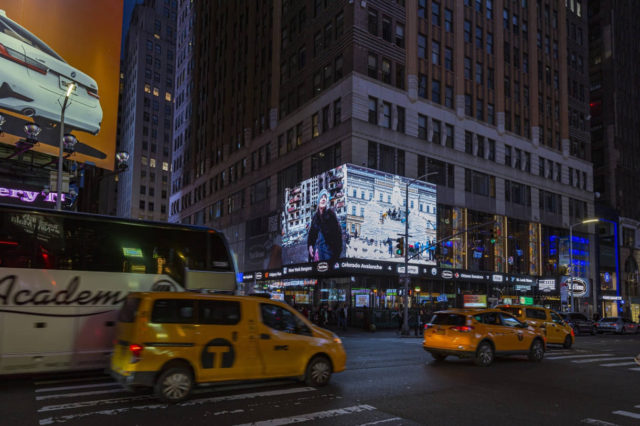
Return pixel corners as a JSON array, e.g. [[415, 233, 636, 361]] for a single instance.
[[281, 164, 437, 266]]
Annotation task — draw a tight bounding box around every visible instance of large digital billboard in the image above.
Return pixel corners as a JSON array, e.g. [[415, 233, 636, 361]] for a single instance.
[[281, 164, 437, 267], [0, 1, 123, 170]]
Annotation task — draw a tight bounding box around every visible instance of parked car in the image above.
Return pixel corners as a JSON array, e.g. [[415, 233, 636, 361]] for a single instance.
[[558, 312, 596, 335], [423, 308, 546, 367], [496, 304, 574, 348], [0, 10, 102, 135], [594, 317, 638, 334]]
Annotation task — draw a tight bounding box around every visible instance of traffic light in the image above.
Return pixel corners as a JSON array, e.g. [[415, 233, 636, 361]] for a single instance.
[[395, 237, 405, 255], [490, 229, 496, 244]]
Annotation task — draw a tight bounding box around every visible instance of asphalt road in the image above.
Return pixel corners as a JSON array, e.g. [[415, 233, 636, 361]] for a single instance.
[[2, 330, 640, 426]]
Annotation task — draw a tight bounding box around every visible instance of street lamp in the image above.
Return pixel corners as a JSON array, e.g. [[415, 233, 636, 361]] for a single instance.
[[402, 171, 438, 336], [56, 82, 76, 211], [569, 218, 599, 312]]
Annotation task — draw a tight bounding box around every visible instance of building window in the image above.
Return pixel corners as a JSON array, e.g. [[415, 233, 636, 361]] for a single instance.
[[418, 33, 427, 58], [418, 73, 428, 98], [464, 20, 471, 43], [445, 86, 453, 108], [396, 64, 405, 89], [431, 41, 440, 65], [381, 58, 391, 84], [418, 114, 427, 140], [382, 16, 392, 41], [445, 47, 453, 71], [395, 23, 405, 48], [464, 57, 471, 79], [445, 124, 454, 148], [368, 53, 378, 78], [368, 9, 378, 35], [432, 2, 440, 26], [465, 131, 473, 154], [333, 98, 342, 125], [397, 106, 405, 133], [432, 119, 441, 144], [381, 102, 392, 128], [368, 97, 378, 124], [312, 113, 319, 137], [432, 80, 441, 104], [444, 8, 452, 32]]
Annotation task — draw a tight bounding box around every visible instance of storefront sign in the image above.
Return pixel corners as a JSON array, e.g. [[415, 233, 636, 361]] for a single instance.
[[519, 296, 534, 305], [355, 294, 369, 307], [515, 284, 532, 292], [283, 265, 314, 274], [601, 295, 622, 300], [538, 278, 556, 292], [441, 270, 453, 279], [492, 274, 504, 282], [463, 294, 487, 308], [561, 276, 589, 297]]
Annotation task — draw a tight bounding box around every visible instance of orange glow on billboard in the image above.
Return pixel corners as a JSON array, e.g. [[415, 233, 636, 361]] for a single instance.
[[0, 0, 123, 170]]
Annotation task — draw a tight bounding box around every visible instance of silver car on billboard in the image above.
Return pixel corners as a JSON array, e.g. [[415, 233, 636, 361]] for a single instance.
[[0, 10, 102, 135]]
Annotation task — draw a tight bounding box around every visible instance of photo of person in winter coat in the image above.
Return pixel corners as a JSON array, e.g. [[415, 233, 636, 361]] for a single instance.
[[307, 189, 343, 263]]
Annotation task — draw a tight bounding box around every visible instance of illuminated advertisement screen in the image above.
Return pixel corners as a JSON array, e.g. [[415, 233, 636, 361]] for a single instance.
[[0, 1, 123, 170], [463, 294, 487, 308], [280, 164, 437, 266]]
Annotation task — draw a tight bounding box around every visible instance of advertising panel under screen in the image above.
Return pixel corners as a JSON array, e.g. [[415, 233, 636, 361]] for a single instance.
[[281, 164, 437, 267], [0, 1, 123, 170]]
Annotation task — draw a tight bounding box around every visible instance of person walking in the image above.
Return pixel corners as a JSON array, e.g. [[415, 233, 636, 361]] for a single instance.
[[397, 308, 403, 334], [342, 305, 348, 331], [414, 308, 424, 336]]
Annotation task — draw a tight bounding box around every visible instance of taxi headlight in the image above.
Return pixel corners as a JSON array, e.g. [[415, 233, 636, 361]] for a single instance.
[[332, 334, 342, 344]]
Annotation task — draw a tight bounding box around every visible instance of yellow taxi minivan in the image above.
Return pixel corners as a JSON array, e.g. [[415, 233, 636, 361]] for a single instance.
[[495, 304, 574, 348], [423, 308, 546, 366], [110, 292, 346, 402]]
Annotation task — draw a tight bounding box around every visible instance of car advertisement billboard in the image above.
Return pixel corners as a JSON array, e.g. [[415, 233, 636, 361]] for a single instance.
[[280, 164, 437, 267], [0, 1, 123, 170]]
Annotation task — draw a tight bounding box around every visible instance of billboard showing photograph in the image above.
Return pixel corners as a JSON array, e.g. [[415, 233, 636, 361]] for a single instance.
[[0, 1, 123, 170], [281, 164, 437, 266]]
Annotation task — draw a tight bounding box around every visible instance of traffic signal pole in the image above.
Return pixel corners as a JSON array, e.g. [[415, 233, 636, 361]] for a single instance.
[[402, 180, 410, 336]]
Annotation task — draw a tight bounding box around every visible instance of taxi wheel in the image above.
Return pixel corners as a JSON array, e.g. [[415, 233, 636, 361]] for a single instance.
[[474, 342, 494, 367], [528, 339, 545, 362], [155, 366, 193, 403], [563, 335, 573, 349], [305, 356, 332, 387], [431, 352, 447, 362]]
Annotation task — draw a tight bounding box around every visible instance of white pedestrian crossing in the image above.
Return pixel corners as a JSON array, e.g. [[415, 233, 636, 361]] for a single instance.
[[572, 357, 631, 364], [546, 353, 614, 360], [600, 361, 637, 367]]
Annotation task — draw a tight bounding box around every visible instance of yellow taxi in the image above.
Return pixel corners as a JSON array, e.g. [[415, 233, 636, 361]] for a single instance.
[[423, 308, 546, 367], [110, 292, 346, 402], [495, 304, 574, 348]]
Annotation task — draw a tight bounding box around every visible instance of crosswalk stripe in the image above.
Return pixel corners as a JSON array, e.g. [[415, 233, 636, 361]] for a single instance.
[[233, 404, 378, 426], [628, 368, 640, 372], [581, 418, 620, 425], [600, 362, 637, 367], [546, 354, 614, 360], [36, 382, 121, 393], [572, 357, 631, 364], [38, 387, 316, 425], [36, 388, 124, 401], [612, 410, 640, 420], [358, 418, 403, 426]]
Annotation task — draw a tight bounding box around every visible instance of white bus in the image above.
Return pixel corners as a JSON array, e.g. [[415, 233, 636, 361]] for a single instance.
[[0, 204, 238, 375]]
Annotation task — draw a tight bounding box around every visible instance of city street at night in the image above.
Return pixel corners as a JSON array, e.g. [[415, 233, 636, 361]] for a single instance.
[[2, 331, 640, 426]]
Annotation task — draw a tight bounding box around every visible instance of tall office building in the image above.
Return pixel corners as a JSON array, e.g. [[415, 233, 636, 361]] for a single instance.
[[118, 0, 177, 220], [169, 0, 195, 223], [588, 0, 640, 319], [172, 1, 596, 314]]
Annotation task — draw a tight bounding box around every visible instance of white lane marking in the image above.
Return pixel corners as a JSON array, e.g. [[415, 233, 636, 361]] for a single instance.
[[36, 382, 121, 393], [358, 418, 403, 426], [38, 387, 315, 425], [35, 376, 111, 386], [233, 404, 377, 426], [600, 362, 637, 367], [572, 357, 631, 364], [581, 418, 619, 425], [629, 368, 640, 372], [613, 410, 640, 420], [36, 388, 124, 401], [546, 354, 614, 360], [39, 394, 153, 412]]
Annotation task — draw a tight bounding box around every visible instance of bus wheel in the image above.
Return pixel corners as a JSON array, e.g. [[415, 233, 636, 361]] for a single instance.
[[155, 366, 193, 402]]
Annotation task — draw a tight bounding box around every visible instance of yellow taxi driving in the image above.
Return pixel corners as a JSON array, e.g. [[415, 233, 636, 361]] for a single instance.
[[423, 308, 546, 366], [495, 304, 574, 348], [110, 292, 346, 402]]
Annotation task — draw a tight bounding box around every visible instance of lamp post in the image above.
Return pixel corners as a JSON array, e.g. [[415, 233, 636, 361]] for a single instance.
[[56, 82, 76, 211], [569, 218, 599, 312], [402, 171, 438, 336]]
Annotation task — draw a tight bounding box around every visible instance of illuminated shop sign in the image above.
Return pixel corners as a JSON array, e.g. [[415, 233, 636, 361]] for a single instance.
[[463, 294, 487, 308], [0, 186, 66, 204], [561, 276, 589, 298], [538, 278, 556, 292]]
